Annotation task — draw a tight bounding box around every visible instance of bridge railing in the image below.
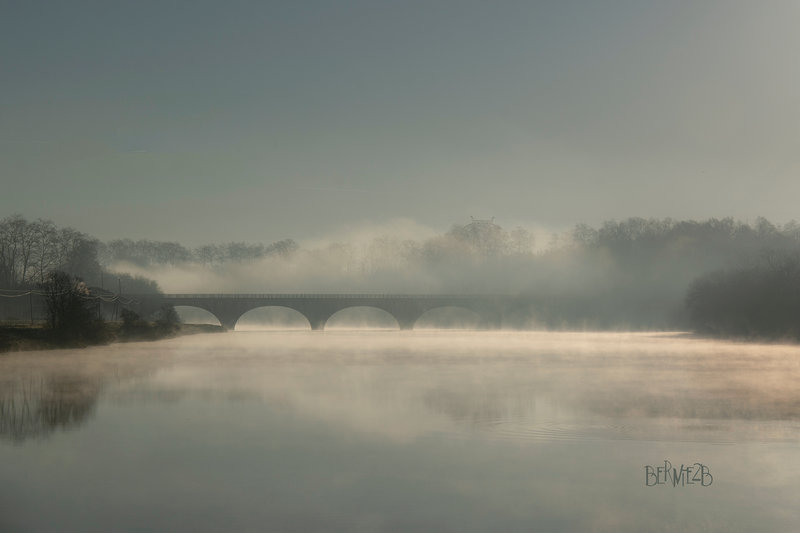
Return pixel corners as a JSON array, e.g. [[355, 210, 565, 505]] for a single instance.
[[130, 293, 511, 300]]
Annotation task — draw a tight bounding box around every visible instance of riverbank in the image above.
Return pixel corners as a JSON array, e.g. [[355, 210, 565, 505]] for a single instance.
[[0, 322, 225, 353]]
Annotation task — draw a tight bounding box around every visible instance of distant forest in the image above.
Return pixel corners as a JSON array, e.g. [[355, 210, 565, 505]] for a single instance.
[[3, 214, 800, 340]]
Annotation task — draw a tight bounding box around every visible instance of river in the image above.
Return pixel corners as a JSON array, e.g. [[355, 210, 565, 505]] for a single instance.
[[1, 330, 799, 532]]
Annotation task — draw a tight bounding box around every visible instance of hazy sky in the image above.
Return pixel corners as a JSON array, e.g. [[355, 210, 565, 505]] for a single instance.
[[3, 1, 800, 244]]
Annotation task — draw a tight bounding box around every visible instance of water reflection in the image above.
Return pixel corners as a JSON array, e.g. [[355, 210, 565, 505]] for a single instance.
[[1, 332, 799, 531], [4, 332, 800, 446], [0, 376, 99, 442], [422, 388, 536, 428], [86, 331, 800, 445], [0, 344, 163, 442]]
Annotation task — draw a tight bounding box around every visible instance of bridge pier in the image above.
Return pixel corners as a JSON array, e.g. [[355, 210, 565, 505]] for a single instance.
[[397, 318, 416, 330], [302, 309, 333, 331], [309, 318, 326, 331], [219, 318, 237, 331]]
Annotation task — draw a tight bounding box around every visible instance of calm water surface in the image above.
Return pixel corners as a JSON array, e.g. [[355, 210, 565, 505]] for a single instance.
[[1, 331, 799, 532]]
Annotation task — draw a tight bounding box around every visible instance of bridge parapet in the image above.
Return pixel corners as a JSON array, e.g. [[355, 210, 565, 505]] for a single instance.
[[153, 293, 507, 300]]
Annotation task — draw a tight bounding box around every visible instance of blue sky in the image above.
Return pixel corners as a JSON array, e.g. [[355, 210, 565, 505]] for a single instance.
[[3, 1, 800, 244]]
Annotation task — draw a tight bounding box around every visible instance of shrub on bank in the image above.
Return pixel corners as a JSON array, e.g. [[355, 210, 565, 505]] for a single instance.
[[119, 305, 180, 341]]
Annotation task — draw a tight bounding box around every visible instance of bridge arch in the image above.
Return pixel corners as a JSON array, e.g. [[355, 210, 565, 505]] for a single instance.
[[234, 306, 312, 331], [414, 305, 484, 329], [173, 305, 223, 327], [128, 294, 512, 331], [324, 306, 401, 330]]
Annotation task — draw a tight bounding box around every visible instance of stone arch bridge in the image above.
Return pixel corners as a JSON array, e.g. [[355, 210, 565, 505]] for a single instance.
[[131, 293, 528, 331]]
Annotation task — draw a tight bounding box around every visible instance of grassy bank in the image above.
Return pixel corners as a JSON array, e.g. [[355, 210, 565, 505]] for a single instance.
[[0, 322, 224, 353]]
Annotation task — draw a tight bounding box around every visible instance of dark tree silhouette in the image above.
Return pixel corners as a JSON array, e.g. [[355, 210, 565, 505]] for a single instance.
[[686, 252, 800, 339], [40, 271, 102, 342]]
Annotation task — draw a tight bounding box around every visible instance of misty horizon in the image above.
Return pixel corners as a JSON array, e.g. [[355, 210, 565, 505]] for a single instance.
[[5, 212, 800, 335]]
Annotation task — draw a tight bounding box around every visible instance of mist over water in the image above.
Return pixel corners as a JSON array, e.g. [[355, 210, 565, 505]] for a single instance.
[[2, 331, 799, 531]]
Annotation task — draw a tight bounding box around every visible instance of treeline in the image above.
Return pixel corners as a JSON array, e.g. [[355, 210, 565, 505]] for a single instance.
[[100, 238, 300, 267], [0, 215, 101, 288], [535, 217, 800, 331], [98, 219, 535, 270], [687, 251, 800, 340], [0, 215, 160, 293]]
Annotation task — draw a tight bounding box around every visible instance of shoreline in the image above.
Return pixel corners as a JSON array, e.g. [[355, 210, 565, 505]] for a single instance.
[[0, 322, 225, 354]]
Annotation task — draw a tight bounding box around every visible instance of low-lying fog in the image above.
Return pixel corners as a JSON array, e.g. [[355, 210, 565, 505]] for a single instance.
[[2, 331, 799, 531]]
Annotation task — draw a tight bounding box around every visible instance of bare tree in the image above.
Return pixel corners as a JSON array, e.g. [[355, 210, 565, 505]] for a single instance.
[[40, 271, 96, 339], [31, 218, 59, 285], [510, 227, 534, 255]]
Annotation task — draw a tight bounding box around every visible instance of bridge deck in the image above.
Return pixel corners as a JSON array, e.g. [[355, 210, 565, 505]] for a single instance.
[[147, 293, 510, 299]]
